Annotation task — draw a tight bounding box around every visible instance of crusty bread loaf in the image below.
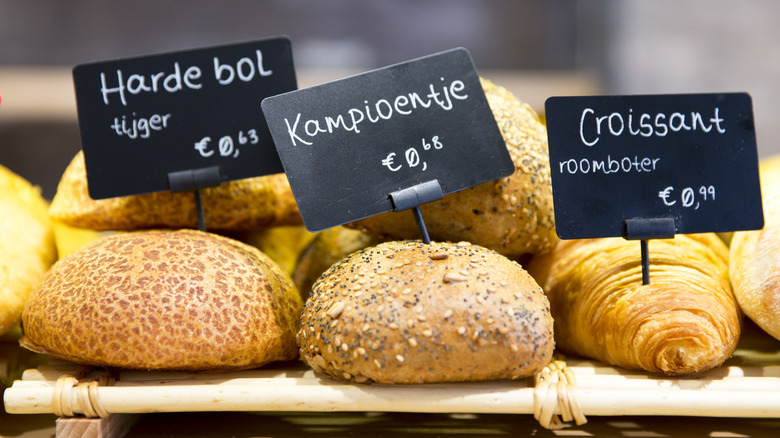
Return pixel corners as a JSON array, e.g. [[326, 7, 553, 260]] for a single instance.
[[21, 229, 302, 370], [729, 155, 780, 341], [298, 240, 554, 383], [528, 234, 740, 376], [345, 78, 556, 258], [48, 151, 302, 231], [0, 163, 57, 336]]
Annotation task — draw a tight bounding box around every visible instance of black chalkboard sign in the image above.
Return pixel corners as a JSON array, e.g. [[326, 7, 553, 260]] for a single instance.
[[545, 93, 763, 239], [73, 37, 296, 199], [262, 48, 513, 232]]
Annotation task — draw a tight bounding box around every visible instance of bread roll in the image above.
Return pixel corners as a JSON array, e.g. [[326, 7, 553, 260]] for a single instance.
[[22, 229, 302, 370], [49, 151, 302, 231], [729, 155, 780, 341], [292, 226, 380, 298], [528, 234, 740, 376], [0, 164, 57, 336], [345, 79, 556, 258], [298, 240, 554, 383]]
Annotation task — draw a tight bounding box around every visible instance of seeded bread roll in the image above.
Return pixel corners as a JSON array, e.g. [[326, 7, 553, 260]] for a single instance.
[[298, 240, 554, 384], [49, 151, 302, 231], [345, 78, 556, 257], [21, 229, 302, 370]]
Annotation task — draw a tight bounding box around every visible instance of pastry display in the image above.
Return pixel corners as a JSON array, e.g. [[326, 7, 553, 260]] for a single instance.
[[298, 240, 555, 383], [345, 78, 556, 258], [21, 229, 302, 370], [528, 234, 740, 376], [0, 164, 58, 336], [48, 151, 302, 231]]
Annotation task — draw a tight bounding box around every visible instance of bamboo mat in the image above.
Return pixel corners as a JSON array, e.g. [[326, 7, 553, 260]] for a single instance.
[[5, 325, 780, 428]]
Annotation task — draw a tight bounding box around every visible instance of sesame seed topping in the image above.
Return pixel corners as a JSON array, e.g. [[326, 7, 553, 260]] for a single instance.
[[429, 252, 449, 260], [444, 309, 453, 318], [326, 301, 346, 319], [457, 327, 466, 335], [396, 355, 405, 363], [443, 272, 468, 283], [341, 343, 349, 352], [374, 359, 382, 368], [408, 338, 418, 347], [422, 329, 433, 337], [357, 347, 366, 355]]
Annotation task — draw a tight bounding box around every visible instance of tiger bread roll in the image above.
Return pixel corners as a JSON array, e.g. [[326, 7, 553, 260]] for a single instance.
[[21, 229, 302, 371], [49, 150, 302, 231], [528, 234, 740, 376], [729, 154, 780, 341], [0, 164, 57, 336], [298, 240, 554, 384], [345, 78, 556, 258]]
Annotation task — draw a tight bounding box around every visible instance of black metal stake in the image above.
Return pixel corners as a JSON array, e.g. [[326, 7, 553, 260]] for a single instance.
[[412, 205, 431, 244], [640, 239, 650, 285], [194, 189, 206, 232]]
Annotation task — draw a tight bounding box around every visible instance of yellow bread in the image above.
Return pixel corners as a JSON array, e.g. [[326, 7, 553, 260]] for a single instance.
[[22, 229, 302, 370], [346, 78, 556, 258], [529, 234, 740, 376], [298, 240, 554, 383], [0, 164, 57, 336], [49, 151, 302, 231]]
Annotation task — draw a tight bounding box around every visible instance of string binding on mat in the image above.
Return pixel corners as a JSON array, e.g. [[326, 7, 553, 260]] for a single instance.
[[532, 359, 587, 429], [52, 369, 115, 418]]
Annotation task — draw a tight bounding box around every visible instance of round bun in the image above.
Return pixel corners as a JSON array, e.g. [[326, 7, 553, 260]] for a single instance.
[[0, 163, 57, 336], [345, 78, 556, 258], [22, 229, 302, 370], [49, 151, 302, 231], [298, 240, 554, 384]]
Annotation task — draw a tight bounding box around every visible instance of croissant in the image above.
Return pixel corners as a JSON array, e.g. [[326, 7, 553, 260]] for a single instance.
[[527, 234, 740, 376]]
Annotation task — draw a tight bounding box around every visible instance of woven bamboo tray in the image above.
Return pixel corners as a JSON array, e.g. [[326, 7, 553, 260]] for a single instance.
[[5, 322, 780, 432]]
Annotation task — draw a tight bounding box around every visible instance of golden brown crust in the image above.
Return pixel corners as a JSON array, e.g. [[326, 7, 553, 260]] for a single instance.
[[528, 234, 740, 376], [345, 78, 556, 258], [292, 226, 380, 299], [298, 240, 554, 384], [22, 229, 302, 370], [730, 194, 780, 341], [48, 151, 302, 231]]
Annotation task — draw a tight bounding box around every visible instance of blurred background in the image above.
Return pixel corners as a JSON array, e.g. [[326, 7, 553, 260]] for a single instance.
[[2, 0, 780, 199]]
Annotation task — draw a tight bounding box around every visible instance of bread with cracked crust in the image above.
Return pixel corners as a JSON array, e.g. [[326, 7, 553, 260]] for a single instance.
[[48, 151, 302, 231], [297, 240, 554, 383], [21, 229, 302, 370]]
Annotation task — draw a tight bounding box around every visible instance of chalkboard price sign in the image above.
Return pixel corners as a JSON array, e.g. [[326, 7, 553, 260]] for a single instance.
[[73, 36, 296, 199], [262, 48, 513, 232], [545, 93, 763, 239]]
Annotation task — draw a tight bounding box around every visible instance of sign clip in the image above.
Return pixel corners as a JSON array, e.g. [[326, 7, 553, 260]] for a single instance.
[[168, 166, 223, 231], [623, 217, 676, 285], [389, 179, 443, 244]]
